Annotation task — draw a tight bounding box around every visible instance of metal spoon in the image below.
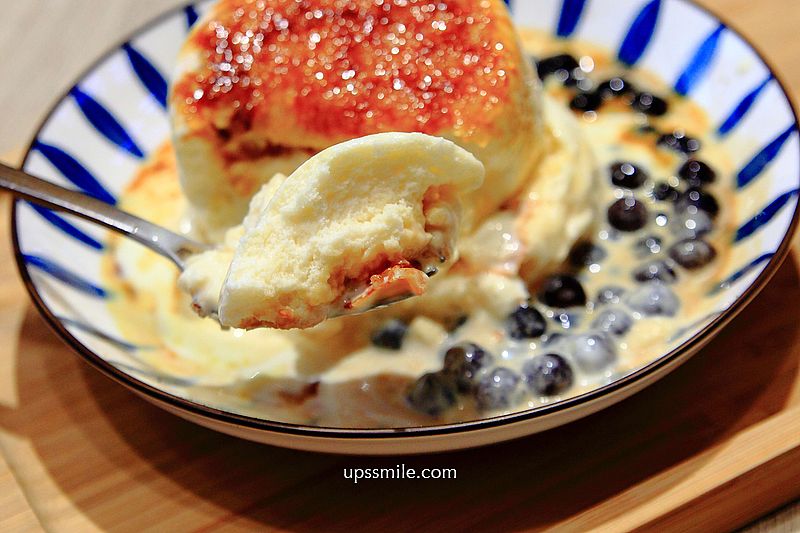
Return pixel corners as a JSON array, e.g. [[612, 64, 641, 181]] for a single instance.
[[0, 162, 417, 321], [0, 162, 210, 269]]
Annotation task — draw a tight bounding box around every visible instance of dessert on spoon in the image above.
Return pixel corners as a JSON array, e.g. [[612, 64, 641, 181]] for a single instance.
[[179, 131, 484, 329], [1, 132, 482, 328]]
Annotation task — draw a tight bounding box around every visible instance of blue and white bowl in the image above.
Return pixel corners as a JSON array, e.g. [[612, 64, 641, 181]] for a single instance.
[[12, 0, 800, 454]]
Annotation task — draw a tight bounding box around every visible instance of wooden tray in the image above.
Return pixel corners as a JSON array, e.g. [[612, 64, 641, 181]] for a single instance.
[[0, 184, 799, 531]]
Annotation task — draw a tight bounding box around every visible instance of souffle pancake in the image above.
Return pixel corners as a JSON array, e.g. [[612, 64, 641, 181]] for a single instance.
[[170, 0, 544, 240]]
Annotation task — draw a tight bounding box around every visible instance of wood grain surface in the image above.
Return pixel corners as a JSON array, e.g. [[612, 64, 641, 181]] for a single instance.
[[1, 0, 800, 531]]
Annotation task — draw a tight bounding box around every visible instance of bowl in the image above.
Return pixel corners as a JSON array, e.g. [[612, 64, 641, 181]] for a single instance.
[[12, 0, 800, 454]]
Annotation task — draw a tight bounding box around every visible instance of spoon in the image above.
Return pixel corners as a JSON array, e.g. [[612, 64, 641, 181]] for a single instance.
[[0, 162, 416, 321], [0, 161, 210, 269]]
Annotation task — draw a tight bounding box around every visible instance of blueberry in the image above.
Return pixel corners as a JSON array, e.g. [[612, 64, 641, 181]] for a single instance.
[[570, 91, 603, 112], [626, 283, 680, 316], [633, 260, 678, 284], [443, 342, 494, 392], [679, 159, 716, 186], [677, 188, 720, 219], [506, 305, 547, 339], [597, 77, 636, 99], [539, 274, 587, 308], [569, 241, 607, 267], [523, 354, 574, 396], [658, 131, 701, 154], [536, 54, 580, 84], [407, 372, 457, 416], [370, 319, 408, 350], [476, 368, 521, 410], [669, 238, 717, 269], [591, 308, 634, 336], [569, 333, 617, 373], [653, 181, 680, 202], [608, 197, 649, 232], [670, 209, 714, 239], [610, 162, 648, 189], [597, 285, 626, 305], [634, 235, 662, 257], [632, 92, 668, 116]]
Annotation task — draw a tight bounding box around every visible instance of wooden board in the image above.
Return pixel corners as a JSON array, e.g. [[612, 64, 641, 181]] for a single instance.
[[1, 0, 800, 531]]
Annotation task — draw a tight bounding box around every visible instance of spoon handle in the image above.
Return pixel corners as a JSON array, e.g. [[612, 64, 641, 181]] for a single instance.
[[0, 162, 208, 269]]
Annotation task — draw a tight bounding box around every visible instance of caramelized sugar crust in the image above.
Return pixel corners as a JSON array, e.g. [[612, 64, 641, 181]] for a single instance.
[[174, 0, 520, 144]]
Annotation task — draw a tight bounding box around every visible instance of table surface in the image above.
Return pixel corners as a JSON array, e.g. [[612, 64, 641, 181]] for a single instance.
[[1, 0, 799, 531]]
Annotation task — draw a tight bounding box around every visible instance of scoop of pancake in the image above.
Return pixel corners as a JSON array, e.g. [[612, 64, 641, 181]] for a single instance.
[[170, 0, 541, 240], [178, 132, 484, 329]]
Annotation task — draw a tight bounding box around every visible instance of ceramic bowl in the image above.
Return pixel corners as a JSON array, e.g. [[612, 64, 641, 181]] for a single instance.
[[12, 0, 800, 454]]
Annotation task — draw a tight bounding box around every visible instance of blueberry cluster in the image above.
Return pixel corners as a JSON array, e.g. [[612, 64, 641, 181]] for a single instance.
[[406, 341, 504, 415], [606, 156, 719, 274], [536, 54, 668, 116], [405, 336, 579, 415], [404, 272, 625, 415], [398, 54, 726, 418], [400, 251, 696, 417], [400, 267, 692, 416]]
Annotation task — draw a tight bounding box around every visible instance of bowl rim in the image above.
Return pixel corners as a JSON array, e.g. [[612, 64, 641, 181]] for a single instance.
[[10, 0, 800, 440]]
